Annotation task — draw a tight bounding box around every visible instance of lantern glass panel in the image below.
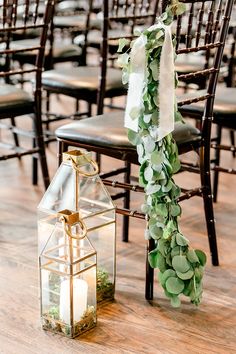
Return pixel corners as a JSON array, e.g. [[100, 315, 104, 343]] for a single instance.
[[40, 218, 97, 338], [86, 209, 116, 303]]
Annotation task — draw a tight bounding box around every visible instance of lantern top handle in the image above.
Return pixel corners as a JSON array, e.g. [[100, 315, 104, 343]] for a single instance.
[[58, 209, 87, 240], [63, 150, 99, 177]]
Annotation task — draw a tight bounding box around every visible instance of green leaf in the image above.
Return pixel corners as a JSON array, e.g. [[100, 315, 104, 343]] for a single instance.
[[155, 203, 168, 217], [148, 249, 159, 268], [176, 233, 189, 246], [158, 239, 168, 256], [166, 220, 176, 233], [127, 129, 140, 145], [146, 183, 161, 195], [129, 106, 140, 120], [149, 224, 163, 240], [149, 59, 159, 81], [117, 38, 129, 53], [162, 269, 176, 284], [143, 136, 156, 153], [170, 204, 181, 217], [165, 276, 184, 295], [163, 228, 170, 240], [194, 266, 204, 282], [172, 255, 190, 273], [117, 52, 129, 67], [156, 252, 167, 272], [162, 180, 173, 193], [170, 235, 176, 249], [176, 269, 194, 280], [158, 271, 165, 287], [170, 296, 181, 308], [195, 250, 207, 266], [171, 246, 180, 257], [187, 249, 199, 263], [175, 2, 186, 16], [144, 166, 153, 182], [151, 150, 163, 165]]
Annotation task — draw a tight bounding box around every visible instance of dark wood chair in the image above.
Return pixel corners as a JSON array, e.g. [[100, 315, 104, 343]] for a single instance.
[[41, 0, 159, 120], [0, 0, 54, 189], [55, 0, 233, 300]]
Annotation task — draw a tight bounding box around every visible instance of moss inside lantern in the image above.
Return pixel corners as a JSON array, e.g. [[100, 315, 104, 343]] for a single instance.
[[97, 268, 115, 303]]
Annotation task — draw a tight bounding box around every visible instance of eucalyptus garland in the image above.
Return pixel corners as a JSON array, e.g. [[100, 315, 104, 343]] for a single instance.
[[118, 2, 207, 307]]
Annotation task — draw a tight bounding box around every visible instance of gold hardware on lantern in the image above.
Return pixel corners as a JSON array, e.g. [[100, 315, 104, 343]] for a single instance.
[[62, 150, 99, 177], [58, 210, 87, 240]]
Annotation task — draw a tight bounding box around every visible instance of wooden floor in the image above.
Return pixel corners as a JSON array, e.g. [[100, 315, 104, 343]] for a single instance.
[[0, 95, 236, 354]]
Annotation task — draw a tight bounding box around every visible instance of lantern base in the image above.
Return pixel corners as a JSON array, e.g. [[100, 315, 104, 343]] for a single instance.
[[42, 306, 96, 338]]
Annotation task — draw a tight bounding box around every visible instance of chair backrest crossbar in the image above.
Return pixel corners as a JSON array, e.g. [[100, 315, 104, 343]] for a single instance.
[[0, 0, 54, 82]]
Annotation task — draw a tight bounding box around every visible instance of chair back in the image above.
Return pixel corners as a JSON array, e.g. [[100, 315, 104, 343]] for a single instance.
[[97, 0, 159, 115], [0, 0, 54, 87], [173, 0, 233, 157]]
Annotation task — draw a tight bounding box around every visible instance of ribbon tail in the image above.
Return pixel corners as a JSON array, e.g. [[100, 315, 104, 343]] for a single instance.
[[153, 25, 175, 141], [124, 34, 147, 132]]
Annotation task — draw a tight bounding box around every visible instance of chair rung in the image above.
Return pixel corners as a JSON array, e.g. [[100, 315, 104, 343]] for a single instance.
[[178, 187, 202, 202], [212, 166, 236, 174], [180, 163, 200, 173], [111, 192, 126, 200], [211, 143, 236, 153], [116, 207, 146, 220], [102, 179, 144, 192], [0, 122, 35, 138], [0, 147, 39, 160]]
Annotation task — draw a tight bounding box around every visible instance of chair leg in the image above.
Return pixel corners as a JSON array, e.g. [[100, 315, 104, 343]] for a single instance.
[[32, 137, 38, 185], [122, 161, 130, 242], [33, 110, 50, 190], [10, 117, 20, 153], [145, 238, 155, 300], [45, 90, 51, 132], [213, 125, 222, 203], [230, 130, 235, 158], [58, 140, 68, 166], [200, 145, 219, 266]]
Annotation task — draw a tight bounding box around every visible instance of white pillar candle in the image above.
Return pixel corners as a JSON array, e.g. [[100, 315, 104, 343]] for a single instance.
[[60, 278, 88, 324]]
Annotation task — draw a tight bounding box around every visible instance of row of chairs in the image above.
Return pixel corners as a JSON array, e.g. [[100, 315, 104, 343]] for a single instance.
[[0, 0, 235, 300]]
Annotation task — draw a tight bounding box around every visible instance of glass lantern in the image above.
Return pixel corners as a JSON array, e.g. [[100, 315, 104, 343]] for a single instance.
[[39, 210, 97, 338], [38, 150, 116, 304]]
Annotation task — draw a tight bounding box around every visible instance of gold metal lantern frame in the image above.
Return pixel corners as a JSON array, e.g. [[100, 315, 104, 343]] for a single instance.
[[39, 210, 97, 338], [38, 150, 116, 306]]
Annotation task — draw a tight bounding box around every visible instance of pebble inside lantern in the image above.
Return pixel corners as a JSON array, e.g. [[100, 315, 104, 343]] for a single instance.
[[38, 150, 116, 304], [39, 210, 97, 338]]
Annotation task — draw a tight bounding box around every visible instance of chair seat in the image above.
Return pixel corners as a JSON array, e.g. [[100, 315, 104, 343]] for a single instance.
[[54, 15, 102, 30], [56, 111, 201, 157], [12, 39, 82, 64], [0, 84, 34, 118], [42, 66, 125, 102], [179, 87, 236, 129]]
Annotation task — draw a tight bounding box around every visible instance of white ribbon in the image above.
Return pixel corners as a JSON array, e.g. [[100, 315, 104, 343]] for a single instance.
[[124, 34, 147, 132], [124, 23, 175, 141]]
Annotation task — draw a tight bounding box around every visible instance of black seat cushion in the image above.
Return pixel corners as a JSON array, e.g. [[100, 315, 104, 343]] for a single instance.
[[12, 39, 82, 66], [0, 84, 34, 118], [56, 111, 201, 157], [178, 87, 236, 129], [53, 15, 102, 30], [42, 66, 125, 102]]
